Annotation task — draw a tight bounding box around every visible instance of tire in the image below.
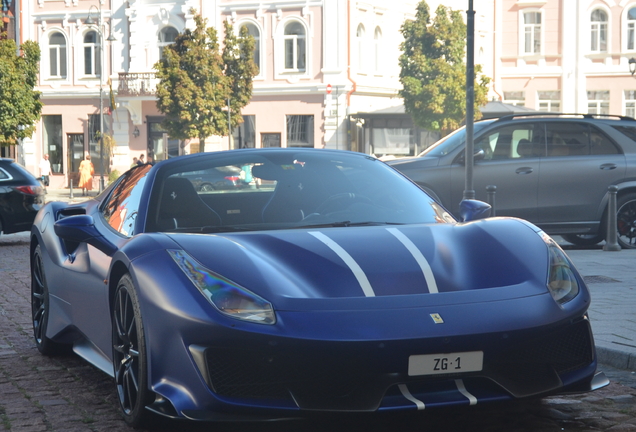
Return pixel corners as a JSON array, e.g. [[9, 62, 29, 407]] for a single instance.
[[199, 182, 214, 192], [112, 274, 153, 428], [616, 193, 636, 249], [561, 233, 604, 247], [31, 244, 69, 355]]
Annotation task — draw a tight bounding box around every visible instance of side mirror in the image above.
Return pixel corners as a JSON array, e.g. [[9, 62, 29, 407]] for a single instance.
[[459, 199, 491, 222], [54, 215, 117, 255], [456, 148, 485, 164]]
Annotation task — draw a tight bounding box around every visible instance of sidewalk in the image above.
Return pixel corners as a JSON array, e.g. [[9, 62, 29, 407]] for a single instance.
[[4, 189, 636, 371], [560, 246, 636, 371]]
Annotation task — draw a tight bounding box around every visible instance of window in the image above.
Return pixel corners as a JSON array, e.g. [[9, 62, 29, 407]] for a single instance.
[[49, 32, 67, 78], [83, 31, 101, 76], [287, 115, 314, 147], [374, 27, 382, 73], [240, 23, 261, 73], [356, 24, 365, 71], [102, 165, 152, 236], [504, 91, 525, 107], [628, 7, 636, 50], [474, 124, 544, 161], [232, 115, 256, 149], [522, 11, 541, 54], [546, 123, 591, 156], [587, 90, 610, 115], [625, 90, 636, 118], [284, 21, 306, 71], [538, 91, 561, 112], [590, 9, 608, 52], [42, 115, 63, 173], [158, 26, 178, 60]]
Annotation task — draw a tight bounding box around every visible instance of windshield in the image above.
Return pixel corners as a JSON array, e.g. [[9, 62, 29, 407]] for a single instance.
[[418, 120, 495, 157], [147, 150, 455, 233]]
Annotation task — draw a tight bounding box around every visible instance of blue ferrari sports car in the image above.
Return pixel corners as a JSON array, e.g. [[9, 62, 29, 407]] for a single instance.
[[30, 148, 608, 428]]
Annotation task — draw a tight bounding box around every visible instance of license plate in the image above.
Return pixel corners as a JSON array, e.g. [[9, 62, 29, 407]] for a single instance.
[[408, 351, 483, 376]]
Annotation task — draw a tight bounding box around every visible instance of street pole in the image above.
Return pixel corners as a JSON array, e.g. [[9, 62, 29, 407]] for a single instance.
[[463, 0, 476, 200]]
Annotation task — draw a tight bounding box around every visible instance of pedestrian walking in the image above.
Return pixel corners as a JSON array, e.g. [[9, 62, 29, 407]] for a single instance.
[[78, 154, 95, 196], [39, 154, 52, 193]]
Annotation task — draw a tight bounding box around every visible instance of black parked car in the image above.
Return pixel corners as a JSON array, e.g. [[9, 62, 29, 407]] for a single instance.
[[0, 158, 45, 235], [387, 113, 636, 249]]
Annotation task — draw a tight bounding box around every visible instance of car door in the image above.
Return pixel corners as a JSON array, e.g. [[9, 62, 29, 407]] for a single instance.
[[449, 123, 542, 221], [68, 166, 152, 364], [537, 122, 626, 226]]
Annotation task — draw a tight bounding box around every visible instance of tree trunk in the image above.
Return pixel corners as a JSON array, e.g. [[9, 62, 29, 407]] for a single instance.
[[199, 136, 206, 153]]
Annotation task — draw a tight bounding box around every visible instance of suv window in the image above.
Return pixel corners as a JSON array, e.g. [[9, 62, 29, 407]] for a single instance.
[[101, 165, 152, 236], [475, 123, 545, 160], [545, 122, 619, 156]]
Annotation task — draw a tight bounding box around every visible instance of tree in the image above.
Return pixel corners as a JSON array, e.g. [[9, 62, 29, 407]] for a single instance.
[[0, 33, 42, 147], [222, 20, 258, 146], [154, 12, 257, 153], [399, 2, 490, 136]]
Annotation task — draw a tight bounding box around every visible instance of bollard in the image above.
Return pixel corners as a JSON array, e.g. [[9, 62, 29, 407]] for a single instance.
[[603, 185, 621, 251], [69, 179, 74, 200], [486, 185, 497, 217]]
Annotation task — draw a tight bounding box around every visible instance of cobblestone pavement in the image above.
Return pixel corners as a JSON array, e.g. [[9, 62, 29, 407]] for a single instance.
[[1, 236, 635, 432]]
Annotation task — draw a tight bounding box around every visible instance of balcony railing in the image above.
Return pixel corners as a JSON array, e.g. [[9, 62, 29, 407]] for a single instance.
[[117, 72, 158, 96]]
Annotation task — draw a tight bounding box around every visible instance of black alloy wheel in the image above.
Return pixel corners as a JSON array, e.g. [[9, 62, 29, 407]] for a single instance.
[[31, 244, 68, 355], [112, 274, 152, 428], [616, 193, 636, 249]]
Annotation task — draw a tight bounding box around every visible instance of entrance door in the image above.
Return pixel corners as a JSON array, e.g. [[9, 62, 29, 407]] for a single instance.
[[147, 117, 179, 162], [67, 134, 84, 188]]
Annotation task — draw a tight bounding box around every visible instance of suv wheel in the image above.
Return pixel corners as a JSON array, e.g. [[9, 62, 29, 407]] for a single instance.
[[561, 234, 604, 247], [616, 193, 636, 249]]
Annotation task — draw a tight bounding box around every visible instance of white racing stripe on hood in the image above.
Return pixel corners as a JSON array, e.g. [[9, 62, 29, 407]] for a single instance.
[[399, 384, 425, 410], [386, 227, 439, 294], [309, 231, 375, 297]]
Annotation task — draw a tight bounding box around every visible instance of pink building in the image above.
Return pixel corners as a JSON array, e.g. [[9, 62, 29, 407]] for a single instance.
[[20, 0, 415, 189], [493, 0, 636, 115]]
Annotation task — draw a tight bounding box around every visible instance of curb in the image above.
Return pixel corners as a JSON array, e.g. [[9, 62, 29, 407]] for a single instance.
[[597, 346, 636, 371]]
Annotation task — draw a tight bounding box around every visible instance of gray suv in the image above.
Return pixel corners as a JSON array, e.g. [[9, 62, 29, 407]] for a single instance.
[[387, 114, 636, 249]]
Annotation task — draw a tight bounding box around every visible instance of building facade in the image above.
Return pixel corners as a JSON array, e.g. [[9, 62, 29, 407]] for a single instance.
[[495, 0, 636, 115], [21, 0, 416, 189]]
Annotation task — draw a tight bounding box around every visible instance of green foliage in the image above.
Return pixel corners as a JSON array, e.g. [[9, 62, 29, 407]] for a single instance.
[[222, 21, 259, 133], [108, 169, 121, 184], [154, 11, 257, 152], [0, 34, 43, 146], [399, 2, 490, 136]]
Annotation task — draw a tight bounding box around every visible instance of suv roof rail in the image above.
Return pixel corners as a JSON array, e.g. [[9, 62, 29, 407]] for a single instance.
[[493, 112, 636, 122]]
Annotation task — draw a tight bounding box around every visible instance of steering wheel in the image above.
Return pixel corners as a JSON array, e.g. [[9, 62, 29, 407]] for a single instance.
[[314, 193, 373, 215]]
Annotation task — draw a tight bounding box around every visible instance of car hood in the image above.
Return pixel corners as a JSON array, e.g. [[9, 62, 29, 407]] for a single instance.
[[164, 218, 553, 311], [385, 155, 440, 168]]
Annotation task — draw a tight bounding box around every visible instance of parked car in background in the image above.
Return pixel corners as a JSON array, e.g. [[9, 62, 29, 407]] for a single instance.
[[387, 113, 636, 249], [30, 149, 607, 428], [0, 158, 45, 235], [179, 165, 246, 191]]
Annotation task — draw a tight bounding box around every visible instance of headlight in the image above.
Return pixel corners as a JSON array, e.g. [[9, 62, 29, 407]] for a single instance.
[[169, 250, 276, 325], [541, 235, 580, 305]]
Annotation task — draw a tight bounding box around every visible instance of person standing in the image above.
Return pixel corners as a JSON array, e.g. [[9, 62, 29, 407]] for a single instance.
[[78, 154, 95, 196], [137, 154, 145, 165], [39, 154, 52, 193]]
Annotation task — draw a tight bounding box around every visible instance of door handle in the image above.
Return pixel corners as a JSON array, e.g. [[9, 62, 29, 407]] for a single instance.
[[600, 163, 617, 170], [515, 167, 533, 175]]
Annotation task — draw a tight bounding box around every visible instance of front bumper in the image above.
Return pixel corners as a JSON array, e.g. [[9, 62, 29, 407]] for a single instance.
[[180, 317, 600, 419]]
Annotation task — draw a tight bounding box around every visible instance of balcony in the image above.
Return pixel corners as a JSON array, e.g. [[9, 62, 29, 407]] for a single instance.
[[117, 72, 158, 97]]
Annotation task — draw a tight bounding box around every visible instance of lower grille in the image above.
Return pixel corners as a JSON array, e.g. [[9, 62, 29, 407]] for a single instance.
[[487, 319, 594, 397], [200, 319, 594, 405]]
